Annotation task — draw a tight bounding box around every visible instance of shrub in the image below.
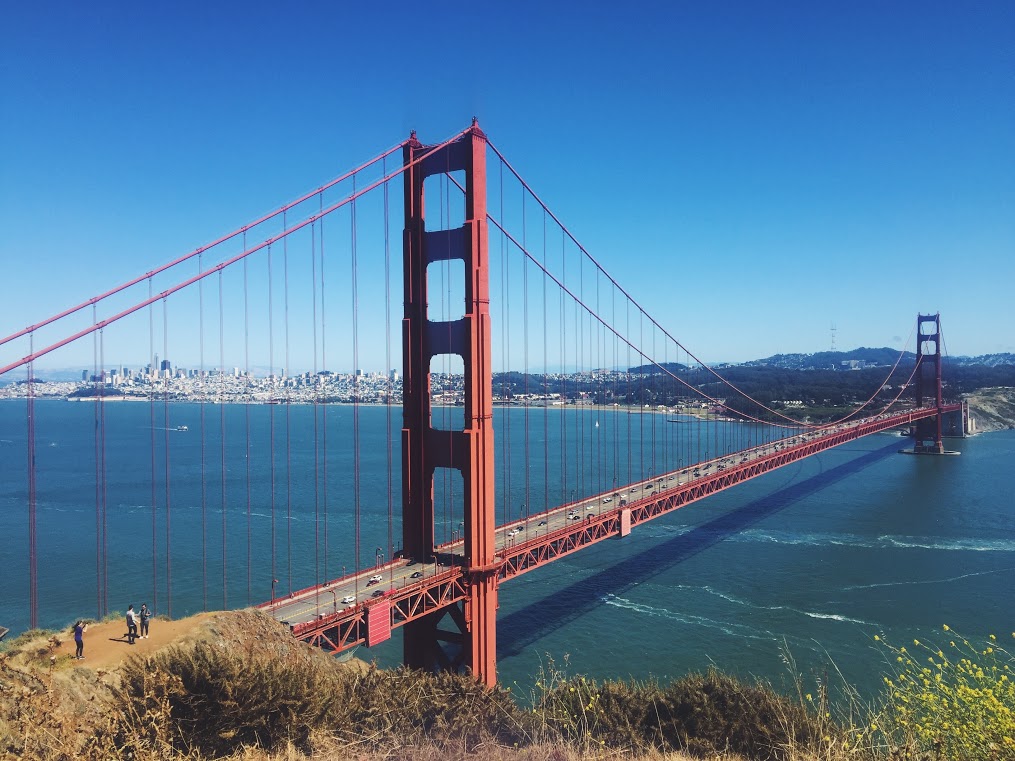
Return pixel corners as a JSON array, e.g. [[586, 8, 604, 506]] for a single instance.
[[110, 641, 340, 757], [534, 655, 830, 760], [653, 669, 824, 760], [864, 626, 1015, 760], [0, 628, 55, 654], [109, 641, 532, 758], [341, 666, 533, 747]]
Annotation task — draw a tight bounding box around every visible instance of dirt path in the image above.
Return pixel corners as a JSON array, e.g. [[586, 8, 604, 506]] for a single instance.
[[60, 613, 213, 670]]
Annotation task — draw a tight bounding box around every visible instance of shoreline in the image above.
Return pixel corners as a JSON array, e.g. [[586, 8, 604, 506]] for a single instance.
[[3, 391, 1013, 431]]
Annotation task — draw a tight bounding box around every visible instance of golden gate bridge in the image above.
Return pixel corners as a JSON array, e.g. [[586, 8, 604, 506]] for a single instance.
[[0, 120, 962, 685]]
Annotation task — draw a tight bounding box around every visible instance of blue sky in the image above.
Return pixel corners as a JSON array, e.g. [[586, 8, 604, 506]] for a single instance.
[[1, 1, 1012, 373]]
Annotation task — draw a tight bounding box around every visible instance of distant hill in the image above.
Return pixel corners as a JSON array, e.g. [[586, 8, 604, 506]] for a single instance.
[[625, 361, 688, 375], [739, 348, 1015, 371], [955, 353, 1015, 368]]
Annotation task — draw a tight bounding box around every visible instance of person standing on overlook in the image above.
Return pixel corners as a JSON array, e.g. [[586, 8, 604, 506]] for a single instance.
[[139, 603, 151, 639], [72, 620, 87, 659], [126, 605, 138, 644]]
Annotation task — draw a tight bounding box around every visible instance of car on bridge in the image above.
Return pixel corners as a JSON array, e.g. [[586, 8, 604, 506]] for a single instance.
[[367, 574, 383, 585], [410, 571, 423, 579], [341, 595, 356, 605], [602, 496, 613, 503], [537, 520, 547, 526]]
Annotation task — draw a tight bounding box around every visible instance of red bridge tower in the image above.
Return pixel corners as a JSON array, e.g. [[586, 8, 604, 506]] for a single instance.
[[401, 121, 498, 685], [913, 313, 945, 454]]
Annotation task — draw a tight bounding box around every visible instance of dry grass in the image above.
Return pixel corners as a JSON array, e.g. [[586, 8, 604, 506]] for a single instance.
[[7, 608, 964, 761], [530, 654, 838, 761]]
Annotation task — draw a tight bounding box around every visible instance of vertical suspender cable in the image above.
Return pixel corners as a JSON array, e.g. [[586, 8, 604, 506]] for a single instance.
[[639, 312, 644, 482], [219, 270, 228, 609], [92, 306, 102, 617], [383, 161, 394, 567], [311, 221, 320, 595], [99, 326, 108, 616], [27, 335, 38, 628], [559, 229, 566, 506], [502, 162, 511, 527], [651, 322, 656, 478], [542, 210, 549, 516], [284, 211, 292, 594], [243, 236, 252, 606], [320, 196, 329, 583], [690, 358, 696, 463], [268, 243, 276, 592], [163, 297, 172, 617], [199, 254, 208, 610], [579, 240, 585, 500], [657, 332, 665, 474], [522, 190, 529, 526], [351, 175, 361, 582], [626, 300, 631, 486], [592, 271, 596, 497], [147, 282, 158, 613], [612, 284, 618, 495]]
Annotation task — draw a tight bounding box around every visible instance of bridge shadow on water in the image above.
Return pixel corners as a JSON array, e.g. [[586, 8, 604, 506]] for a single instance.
[[497, 440, 900, 657]]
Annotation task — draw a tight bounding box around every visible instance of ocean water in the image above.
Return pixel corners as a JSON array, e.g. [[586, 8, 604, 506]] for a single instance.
[[1, 399, 1011, 701]]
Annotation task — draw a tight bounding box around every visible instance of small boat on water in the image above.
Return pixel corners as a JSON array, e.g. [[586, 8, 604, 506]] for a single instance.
[[177, 425, 189, 432]]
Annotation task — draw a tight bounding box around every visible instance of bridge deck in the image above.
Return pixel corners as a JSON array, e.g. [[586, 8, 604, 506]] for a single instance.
[[260, 405, 958, 654]]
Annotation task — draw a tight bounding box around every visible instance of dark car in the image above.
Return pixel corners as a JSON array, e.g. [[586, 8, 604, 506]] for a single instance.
[[410, 571, 423, 579]]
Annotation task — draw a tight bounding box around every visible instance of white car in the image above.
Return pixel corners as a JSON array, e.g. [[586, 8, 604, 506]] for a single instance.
[[341, 595, 356, 605], [367, 574, 383, 585]]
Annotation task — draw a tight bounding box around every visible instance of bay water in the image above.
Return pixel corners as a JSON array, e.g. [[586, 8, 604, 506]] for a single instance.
[[1, 399, 1011, 701]]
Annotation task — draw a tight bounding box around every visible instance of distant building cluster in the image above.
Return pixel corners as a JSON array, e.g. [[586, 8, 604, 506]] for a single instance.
[[840, 359, 869, 370], [4, 358, 406, 405], [1, 362, 670, 408]]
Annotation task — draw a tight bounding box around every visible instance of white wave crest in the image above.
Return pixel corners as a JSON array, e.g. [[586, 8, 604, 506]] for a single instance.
[[734, 529, 1015, 553]]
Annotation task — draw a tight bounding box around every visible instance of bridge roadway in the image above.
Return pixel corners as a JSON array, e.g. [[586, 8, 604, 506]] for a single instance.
[[259, 405, 958, 655]]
